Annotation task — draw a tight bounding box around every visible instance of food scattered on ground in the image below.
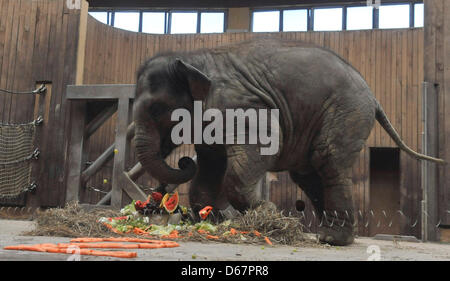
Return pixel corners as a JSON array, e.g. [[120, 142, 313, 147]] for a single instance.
[[199, 206, 213, 220], [4, 243, 138, 258], [3, 236, 180, 258], [27, 198, 313, 247]]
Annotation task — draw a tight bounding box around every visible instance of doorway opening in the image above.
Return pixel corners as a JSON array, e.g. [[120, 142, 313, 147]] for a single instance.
[[369, 147, 400, 236]]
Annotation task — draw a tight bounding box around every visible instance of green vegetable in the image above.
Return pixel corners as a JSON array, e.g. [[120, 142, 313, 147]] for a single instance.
[[120, 200, 137, 216], [194, 221, 217, 233]]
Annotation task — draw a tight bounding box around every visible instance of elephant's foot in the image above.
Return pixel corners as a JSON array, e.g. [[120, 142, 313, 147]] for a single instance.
[[218, 204, 241, 220], [318, 226, 354, 246]]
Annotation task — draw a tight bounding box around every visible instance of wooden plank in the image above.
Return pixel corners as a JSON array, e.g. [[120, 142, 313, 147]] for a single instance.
[[59, 6, 82, 207], [66, 84, 136, 99], [443, 0, 450, 226], [75, 0, 89, 85], [41, 0, 62, 207], [111, 97, 132, 207], [1, 0, 18, 122], [65, 100, 87, 203]]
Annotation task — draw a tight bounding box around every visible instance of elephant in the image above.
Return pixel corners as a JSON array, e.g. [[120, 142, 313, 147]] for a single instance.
[[133, 38, 445, 246]]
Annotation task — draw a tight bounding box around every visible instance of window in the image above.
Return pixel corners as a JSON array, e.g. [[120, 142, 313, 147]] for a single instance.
[[314, 8, 343, 31], [201, 12, 225, 33], [252, 11, 280, 32], [379, 4, 410, 29], [89, 12, 108, 25], [347, 6, 373, 30], [283, 9, 308, 32], [170, 12, 198, 34], [414, 3, 424, 28], [114, 12, 140, 32], [142, 12, 166, 34]]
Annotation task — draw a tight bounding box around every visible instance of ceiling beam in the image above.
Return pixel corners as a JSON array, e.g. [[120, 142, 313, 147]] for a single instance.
[[87, 0, 414, 8]]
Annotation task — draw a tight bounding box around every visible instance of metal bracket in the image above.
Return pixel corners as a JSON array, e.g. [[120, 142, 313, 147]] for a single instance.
[[31, 148, 40, 160], [26, 182, 37, 194], [34, 116, 44, 126], [33, 84, 47, 95]]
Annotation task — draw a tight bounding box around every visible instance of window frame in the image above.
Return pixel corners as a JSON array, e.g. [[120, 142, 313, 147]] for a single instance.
[[281, 8, 310, 32], [249, 0, 423, 32], [88, 8, 227, 34], [345, 4, 374, 31], [112, 10, 142, 32], [311, 6, 345, 32], [199, 10, 228, 34]]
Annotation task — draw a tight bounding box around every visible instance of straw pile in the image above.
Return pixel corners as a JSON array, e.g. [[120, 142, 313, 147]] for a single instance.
[[25, 202, 121, 238], [26, 201, 313, 246]]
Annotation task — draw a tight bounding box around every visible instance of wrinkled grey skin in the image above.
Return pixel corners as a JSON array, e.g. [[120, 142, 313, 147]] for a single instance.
[[133, 39, 444, 246]]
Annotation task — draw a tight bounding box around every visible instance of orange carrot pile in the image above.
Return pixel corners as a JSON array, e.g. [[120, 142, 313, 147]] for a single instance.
[[4, 244, 137, 258], [4, 236, 180, 259]]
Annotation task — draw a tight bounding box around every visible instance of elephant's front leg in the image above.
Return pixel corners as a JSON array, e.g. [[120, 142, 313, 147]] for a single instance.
[[188, 145, 229, 214], [222, 145, 276, 212]]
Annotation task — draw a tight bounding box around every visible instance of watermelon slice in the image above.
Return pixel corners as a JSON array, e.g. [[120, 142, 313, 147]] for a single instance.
[[160, 192, 179, 213]]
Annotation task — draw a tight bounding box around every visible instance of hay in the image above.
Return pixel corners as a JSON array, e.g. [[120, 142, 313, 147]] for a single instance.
[[178, 203, 311, 246], [26, 201, 315, 246], [25, 202, 121, 238], [229, 205, 308, 245]]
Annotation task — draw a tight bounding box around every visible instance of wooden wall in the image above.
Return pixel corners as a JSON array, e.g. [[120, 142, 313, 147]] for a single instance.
[[0, 0, 80, 207], [424, 0, 450, 232], [81, 15, 425, 236]]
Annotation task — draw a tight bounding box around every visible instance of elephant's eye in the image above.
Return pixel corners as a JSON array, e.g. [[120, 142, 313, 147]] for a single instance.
[[149, 102, 169, 119]]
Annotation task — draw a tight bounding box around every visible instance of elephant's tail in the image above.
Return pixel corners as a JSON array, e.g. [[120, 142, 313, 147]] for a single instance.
[[375, 102, 446, 165]]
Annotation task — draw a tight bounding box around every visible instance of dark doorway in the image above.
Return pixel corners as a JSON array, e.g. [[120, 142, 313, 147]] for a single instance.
[[369, 148, 400, 236]]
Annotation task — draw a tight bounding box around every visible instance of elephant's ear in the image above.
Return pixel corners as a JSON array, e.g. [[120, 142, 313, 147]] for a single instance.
[[175, 58, 211, 101]]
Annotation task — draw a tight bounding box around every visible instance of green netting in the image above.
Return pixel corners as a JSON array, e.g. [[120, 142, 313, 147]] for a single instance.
[[0, 121, 37, 198]]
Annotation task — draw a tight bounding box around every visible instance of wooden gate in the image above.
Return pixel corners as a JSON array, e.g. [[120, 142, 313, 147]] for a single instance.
[[65, 84, 149, 208]]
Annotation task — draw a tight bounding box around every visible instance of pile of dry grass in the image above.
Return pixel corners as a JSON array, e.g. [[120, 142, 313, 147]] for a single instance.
[[26, 201, 312, 246], [175, 203, 310, 246], [25, 202, 121, 238], [230, 205, 308, 245]]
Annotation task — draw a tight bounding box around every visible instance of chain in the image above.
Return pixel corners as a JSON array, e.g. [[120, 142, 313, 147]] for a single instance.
[[86, 186, 109, 194], [0, 84, 46, 95]]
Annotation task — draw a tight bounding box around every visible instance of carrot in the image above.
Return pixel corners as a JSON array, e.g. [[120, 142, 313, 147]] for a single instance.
[[103, 223, 123, 234], [88, 250, 137, 258], [4, 245, 47, 252], [230, 228, 238, 235], [59, 242, 138, 249], [137, 243, 163, 249], [253, 230, 261, 237], [70, 238, 104, 243], [162, 230, 180, 239], [113, 216, 128, 220], [133, 227, 149, 235], [4, 243, 138, 258], [197, 229, 208, 234], [264, 236, 273, 246], [70, 237, 179, 247], [206, 235, 220, 239]]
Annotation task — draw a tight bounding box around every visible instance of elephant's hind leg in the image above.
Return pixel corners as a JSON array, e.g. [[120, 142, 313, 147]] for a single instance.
[[309, 140, 365, 246]]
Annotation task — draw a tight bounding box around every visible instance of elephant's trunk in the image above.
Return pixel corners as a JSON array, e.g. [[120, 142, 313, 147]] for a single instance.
[[134, 121, 196, 184]]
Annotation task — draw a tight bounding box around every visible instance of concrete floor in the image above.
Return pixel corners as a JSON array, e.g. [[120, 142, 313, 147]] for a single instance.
[[0, 219, 449, 261]]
